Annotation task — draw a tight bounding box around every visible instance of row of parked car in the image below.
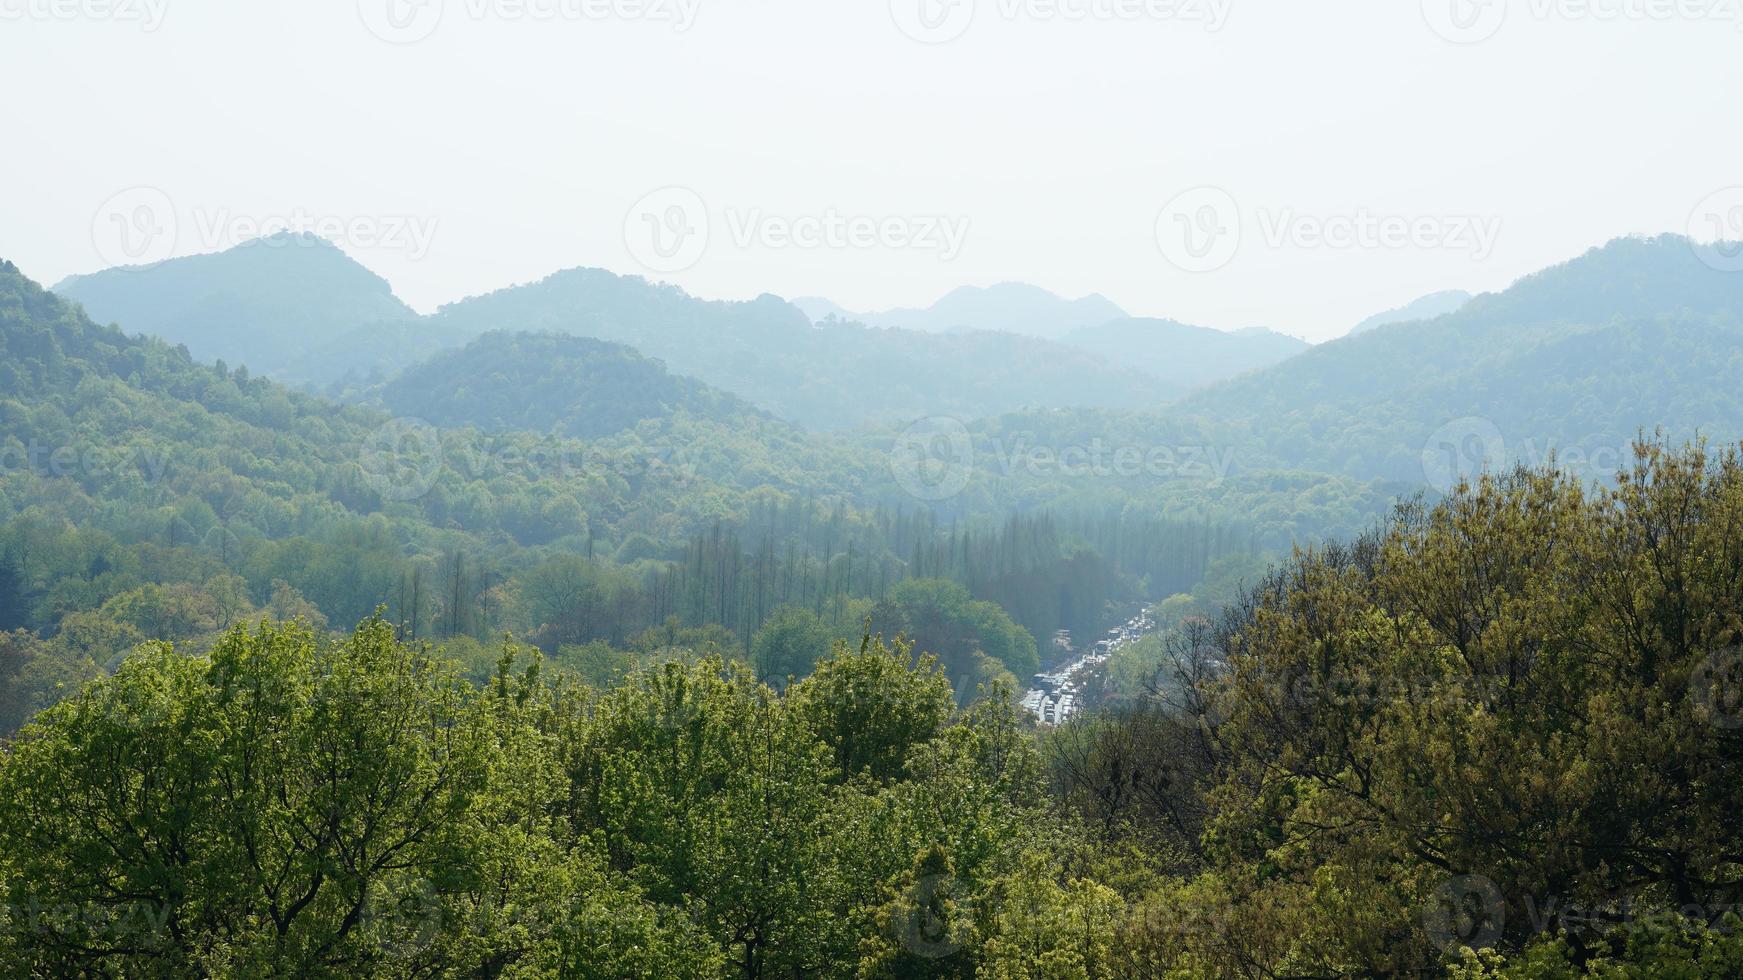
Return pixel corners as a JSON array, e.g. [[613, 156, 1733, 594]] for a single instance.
[[1021, 607, 1155, 725]]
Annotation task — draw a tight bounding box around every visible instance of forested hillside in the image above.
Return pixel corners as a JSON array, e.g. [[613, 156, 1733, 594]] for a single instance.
[[0, 258, 1262, 734], [376, 331, 770, 439], [1346, 288, 1472, 336], [55, 233, 418, 385], [1061, 317, 1308, 392], [426, 268, 1176, 428], [54, 242, 1193, 427], [1165, 235, 1743, 483], [4, 443, 1739, 977]]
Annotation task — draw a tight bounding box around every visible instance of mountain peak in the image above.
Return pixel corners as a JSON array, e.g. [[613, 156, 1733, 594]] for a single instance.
[[52, 235, 416, 382]]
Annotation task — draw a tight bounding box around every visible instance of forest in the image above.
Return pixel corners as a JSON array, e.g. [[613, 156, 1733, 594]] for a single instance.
[[11, 3, 1743, 972], [8, 210, 1743, 980], [5, 424, 1741, 975]]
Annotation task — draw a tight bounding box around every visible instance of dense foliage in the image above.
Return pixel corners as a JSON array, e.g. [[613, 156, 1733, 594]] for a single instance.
[[1050, 441, 1743, 975], [1166, 236, 1743, 483], [376, 331, 769, 440], [4, 443, 1741, 977], [2, 259, 1269, 734], [0, 620, 1118, 977]]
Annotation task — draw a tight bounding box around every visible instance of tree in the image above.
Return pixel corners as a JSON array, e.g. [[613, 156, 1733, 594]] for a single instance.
[[0, 617, 703, 975], [751, 604, 834, 684], [791, 634, 955, 782]]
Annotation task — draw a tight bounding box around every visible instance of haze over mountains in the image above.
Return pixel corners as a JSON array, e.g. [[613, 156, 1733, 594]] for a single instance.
[[793, 283, 1128, 340], [1167, 234, 1743, 482], [377, 331, 772, 440], [54, 232, 416, 384], [45, 231, 1743, 502], [56, 239, 1313, 430], [1346, 289, 1473, 336]]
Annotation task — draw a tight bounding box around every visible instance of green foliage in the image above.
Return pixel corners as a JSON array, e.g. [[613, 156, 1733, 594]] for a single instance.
[[378, 330, 769, 439], [750, 604, 836, 683], [1059, 441, 1743, 976], [870, 578, 1040, 683], [0, 616, 1130, 977], [790, 634, 955, 781]]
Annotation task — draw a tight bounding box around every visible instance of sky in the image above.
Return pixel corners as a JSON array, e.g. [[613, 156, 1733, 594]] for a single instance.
[[2, 0, 1741, 341]]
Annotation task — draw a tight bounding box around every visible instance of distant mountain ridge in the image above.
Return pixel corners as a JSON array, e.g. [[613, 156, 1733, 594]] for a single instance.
[[795, 283, 1128, 340], [1347, 289, 1473, 336], [1168, 234, 1743, 483], [1063, 317, 1309, 392], [51, 246, 1190, 428], [425, 269, 1176, 429], [54, 233, 417, 383]]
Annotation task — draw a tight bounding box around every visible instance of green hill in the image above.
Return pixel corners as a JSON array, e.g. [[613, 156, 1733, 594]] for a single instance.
[[53, 233, 418, 385], [427, 268, 1177, 429], [376, 330, 769, 439], [1167, 234, 1743, 484]]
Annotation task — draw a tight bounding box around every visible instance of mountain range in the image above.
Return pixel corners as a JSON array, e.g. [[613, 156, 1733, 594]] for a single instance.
[[792, 283, 1128, 340], [54, 232, 416, 384], [55, 245, 1327, 429], [45, 231, 1743, 507]]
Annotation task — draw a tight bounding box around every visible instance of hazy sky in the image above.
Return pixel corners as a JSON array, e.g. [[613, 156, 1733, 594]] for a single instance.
[[3, 0, 1741, 341]]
